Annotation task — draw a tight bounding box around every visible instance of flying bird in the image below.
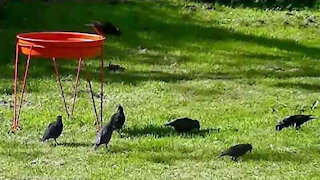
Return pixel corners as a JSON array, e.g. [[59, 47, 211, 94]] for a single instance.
[[220, 144, 252, 162], [94, 116, 117, 151], [276, 115, 315, 131], [165, 117, 200, 132], [42, 115, 63, 144], [111, 105, 126, 137], [86, 21, 121, 36]]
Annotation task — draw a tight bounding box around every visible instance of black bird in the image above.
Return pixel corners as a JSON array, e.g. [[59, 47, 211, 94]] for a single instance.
[[42, 115, 63, 144], [94, 117, 116, 151], [276, 115, 315, 131], [107, 63, 125, 72], [86, 21, 121, 36], [165, 117, 200, 132], [220, 144, 253, 162], [111, 105, 126, 137]]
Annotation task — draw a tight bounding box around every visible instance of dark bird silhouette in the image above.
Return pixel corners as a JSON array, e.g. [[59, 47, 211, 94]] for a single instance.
[[94, 117, 117, 151], [107, 62, 125, 72], [86, 21, 121, 36], [110, 105, 126, 137], [276, 115, 315, 131], [165, 117, 200, 132], [42, 115, 63, 144], [220, 144, 252, 162]]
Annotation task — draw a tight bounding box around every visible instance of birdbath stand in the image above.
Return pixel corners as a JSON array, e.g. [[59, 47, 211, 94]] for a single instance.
[[11, 32, 105, 132]]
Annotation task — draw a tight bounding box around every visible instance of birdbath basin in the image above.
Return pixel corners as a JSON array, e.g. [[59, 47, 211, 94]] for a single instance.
[[17, 32, 105, 59], [12, 31, 106, 132]]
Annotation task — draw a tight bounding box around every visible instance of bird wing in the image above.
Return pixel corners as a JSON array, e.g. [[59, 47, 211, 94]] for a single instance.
[[164, 121, 174, 126], [42, 122, 55, 140], [296, 115, 314, 124], [95, 128, 103, 145]]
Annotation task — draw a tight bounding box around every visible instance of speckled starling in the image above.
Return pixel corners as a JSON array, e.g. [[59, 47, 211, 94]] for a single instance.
[[165, 117, 200, 132], [42, 115, 63, 144], [87, 21, 121, 36], [220, 144, 252, 162], [276, 115, 314, 131]]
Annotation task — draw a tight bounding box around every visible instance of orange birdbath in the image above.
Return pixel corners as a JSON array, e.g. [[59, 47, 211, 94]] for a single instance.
[[12, 32, 106, 131], [17, 32, 105, 58]]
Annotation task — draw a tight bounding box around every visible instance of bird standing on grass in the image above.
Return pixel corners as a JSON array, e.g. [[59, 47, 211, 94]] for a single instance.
[[111, 105, 126, 137], [107, 62, 126, 72], [94, 114, 117, 151], [86, 21, 122, 36], [165, 117, 200, 132], [220, 144, 252, 162], [42, 115, 63, 144], [276, 115, 315, 131]]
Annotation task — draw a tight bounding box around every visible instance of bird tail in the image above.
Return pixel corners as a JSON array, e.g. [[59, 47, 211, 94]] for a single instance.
[[164, 122, 172, 126], [41, 136, 47, 142], [309, 115, 316, 120]]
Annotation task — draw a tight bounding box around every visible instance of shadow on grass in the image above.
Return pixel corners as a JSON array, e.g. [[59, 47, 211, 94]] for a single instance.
[[59, 142, 94, 147], [244, 150, 308, 162], [190, 0, 317, 9], [1, 1, 320, 89], [123, 124, 220, 138], [274, 82, 320, 92]]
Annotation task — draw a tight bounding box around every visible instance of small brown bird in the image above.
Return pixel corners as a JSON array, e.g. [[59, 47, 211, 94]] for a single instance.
[[220, 144, 252, 162], [86, 21, 121, 36]]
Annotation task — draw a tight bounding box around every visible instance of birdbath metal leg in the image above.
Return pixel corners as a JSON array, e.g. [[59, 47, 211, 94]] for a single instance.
[[12, 43, 20, 131], [11, 44, 32, 132], [16, 46, 32, 122], [71, 58, 83, 116], [99, 47, 104, 128], [83, 61, 99, 127], [52, 58, 70, 118]]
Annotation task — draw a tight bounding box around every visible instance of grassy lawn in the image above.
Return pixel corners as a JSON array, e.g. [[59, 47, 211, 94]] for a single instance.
[[1, 0, 320, 179]]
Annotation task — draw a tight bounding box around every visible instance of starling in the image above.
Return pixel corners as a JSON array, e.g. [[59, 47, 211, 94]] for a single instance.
[[94, 116, 116, 151], [111, 105, 126, 137], [276, 115, 315, 131], [220, 144, 252, 162], [42, 115, 63, 144], [164, 117, 200, 132], [86, 21, 121, 36], [107, 63, 125, 72]]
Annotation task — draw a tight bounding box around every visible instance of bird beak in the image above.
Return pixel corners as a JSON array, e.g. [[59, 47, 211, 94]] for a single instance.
[[85, 23, 94, 27]]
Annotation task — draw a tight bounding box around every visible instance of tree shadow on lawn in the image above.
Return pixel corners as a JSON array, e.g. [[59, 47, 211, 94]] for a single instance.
[[123, 124, 220, 138], [1, 1, 320, 88], [274, 82, 320, 92]]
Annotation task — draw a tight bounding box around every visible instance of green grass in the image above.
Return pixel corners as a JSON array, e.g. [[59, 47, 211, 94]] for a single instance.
[[1, 0, 320, 179]]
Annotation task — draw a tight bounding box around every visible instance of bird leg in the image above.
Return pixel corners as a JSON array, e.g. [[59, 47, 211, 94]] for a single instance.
[[54, 139, 59, 146], [105, 144, 110, 152], [231, 157, 238, 162], [295, 126, 301, 130], [117, 130, 123, 138]]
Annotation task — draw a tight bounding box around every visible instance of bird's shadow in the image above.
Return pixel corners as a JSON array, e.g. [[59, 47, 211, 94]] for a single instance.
[[123, 124, 220, 138], [243, 150, 308, 163], [58, 142, 94, 147]]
